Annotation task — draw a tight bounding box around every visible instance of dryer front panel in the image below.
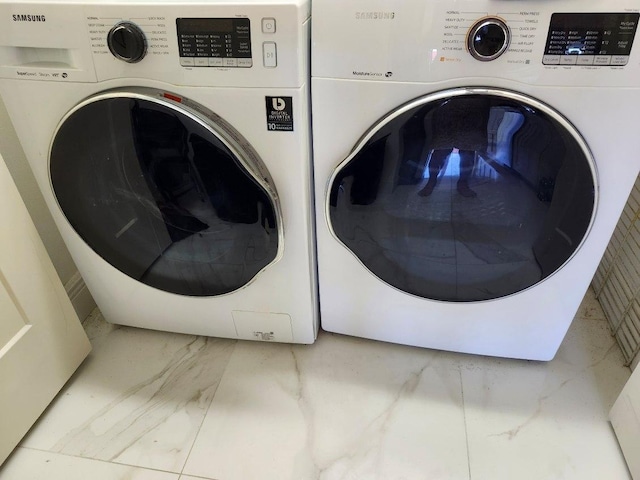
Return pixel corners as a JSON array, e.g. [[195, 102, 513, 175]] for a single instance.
[[327, 88, 596, 302], [50, 89, 281, 297]]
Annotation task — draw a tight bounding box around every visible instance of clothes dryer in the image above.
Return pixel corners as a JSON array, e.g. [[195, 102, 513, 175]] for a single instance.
[[0, 0, 318, 343], [312, 0, 640, 359]]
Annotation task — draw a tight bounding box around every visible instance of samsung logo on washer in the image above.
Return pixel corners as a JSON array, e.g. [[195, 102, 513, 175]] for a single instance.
[[355, 11, 395, 20], [12, 14, 46, 22]]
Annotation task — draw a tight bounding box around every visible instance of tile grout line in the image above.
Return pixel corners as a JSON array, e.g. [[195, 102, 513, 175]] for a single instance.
[[12, 446, 180, 477], [178, 338, 240, 478], [178, 474, 221, 480], [459, 367, 472, 480]]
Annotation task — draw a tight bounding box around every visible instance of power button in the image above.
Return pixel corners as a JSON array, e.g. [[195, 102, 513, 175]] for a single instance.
[[262, 18, 276, 34]]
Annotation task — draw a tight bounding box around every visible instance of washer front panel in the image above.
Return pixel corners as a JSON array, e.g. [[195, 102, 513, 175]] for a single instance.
[[327, 88, 596, 302], [50, 89, 281, 297]]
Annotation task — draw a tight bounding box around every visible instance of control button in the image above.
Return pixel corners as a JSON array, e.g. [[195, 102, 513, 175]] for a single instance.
[[560, 55, 578, 65], [180, 57, 195, 67], [612, 55, 629, 66], [223, 58, 238, 67], [542, 55, 561, 65], [238, 58, 253, 68], [467, 17, 510, 61], [209, 57, 223, 67], [576, 56, 595, 66], [263, 42, 277, 67], [195, 57, 209, 67], [107, 21, 147, 63], [594, 55, 612, 66], [262, 17, 276, 34]]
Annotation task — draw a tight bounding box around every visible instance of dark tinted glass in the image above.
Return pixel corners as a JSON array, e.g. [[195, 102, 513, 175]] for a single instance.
[[51, 96, 278, 296], [329, 92, 595, 302]]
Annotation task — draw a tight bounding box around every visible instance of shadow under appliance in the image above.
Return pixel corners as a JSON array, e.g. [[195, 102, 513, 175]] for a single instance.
[[0, 0, 318, 343], [311, 0, 640, 359]]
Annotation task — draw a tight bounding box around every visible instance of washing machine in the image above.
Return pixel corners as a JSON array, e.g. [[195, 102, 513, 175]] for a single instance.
[[311, 0, 640, 360], [0, 0, 318, 343]]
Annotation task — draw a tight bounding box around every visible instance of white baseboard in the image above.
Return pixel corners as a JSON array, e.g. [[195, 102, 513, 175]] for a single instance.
[[64, 271, 96, 322]]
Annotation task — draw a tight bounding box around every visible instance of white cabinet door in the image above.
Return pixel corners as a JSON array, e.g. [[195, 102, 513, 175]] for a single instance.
[[611, 365, 640, 479], [0, 155, 91, 465]]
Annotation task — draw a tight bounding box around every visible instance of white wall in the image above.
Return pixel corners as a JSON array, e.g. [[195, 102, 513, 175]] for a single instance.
[[0, 95, 78, 285]]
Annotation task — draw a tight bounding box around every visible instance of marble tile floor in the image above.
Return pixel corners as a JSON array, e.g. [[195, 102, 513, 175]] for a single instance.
[[0, 288, 632, 480]]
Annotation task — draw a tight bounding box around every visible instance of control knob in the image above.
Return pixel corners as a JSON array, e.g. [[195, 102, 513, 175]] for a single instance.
[[467, 17, 510, 61], [107, 21, 147, 63]]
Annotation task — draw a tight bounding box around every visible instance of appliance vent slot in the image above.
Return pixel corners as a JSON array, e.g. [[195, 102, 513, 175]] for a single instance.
[[594, 176, 640, 368]]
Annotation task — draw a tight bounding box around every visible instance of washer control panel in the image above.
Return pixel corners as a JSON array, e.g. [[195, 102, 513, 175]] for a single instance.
[[176, 18, 252, 68], [543, 13, 639, 66], [0, 1, 308, 87]]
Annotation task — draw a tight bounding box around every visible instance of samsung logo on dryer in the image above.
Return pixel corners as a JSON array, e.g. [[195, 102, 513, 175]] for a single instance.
[[12, 14, 46, 22], [355, 11, 395, 20]]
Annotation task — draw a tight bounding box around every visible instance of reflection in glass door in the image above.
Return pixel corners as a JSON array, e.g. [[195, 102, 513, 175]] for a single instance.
[[329, 89, 596, 302], [51, 91, 279, 296]]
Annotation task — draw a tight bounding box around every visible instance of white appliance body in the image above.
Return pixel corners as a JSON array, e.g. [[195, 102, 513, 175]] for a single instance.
[[312, 0, 640, 359], [0, 0, 318, 343]]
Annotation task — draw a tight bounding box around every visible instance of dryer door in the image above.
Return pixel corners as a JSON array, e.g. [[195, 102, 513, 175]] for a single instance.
[[328, 88, 596, 302], [50, 88, 281, 296]]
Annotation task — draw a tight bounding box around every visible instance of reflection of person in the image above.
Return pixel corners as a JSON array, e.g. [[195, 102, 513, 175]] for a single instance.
[[418, 149, 477, 197], [417, 97, 490, 198]]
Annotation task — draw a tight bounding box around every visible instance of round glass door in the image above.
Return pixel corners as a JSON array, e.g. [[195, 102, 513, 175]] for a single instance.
[[328, 88, 596, 302], [51, 89, 280, 296]]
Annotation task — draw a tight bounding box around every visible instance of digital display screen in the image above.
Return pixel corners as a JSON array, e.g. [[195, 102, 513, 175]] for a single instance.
[[176, 18, 251, 59], [177, 18, 234, 34], [544, 13, 639, 65]]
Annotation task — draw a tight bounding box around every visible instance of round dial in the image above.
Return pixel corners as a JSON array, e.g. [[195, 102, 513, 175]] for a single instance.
[[107, 22, 147, 63], [467, 17, 510, 61]]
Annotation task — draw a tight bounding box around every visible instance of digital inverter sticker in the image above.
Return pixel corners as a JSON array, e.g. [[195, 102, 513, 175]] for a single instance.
[[265, 96, 294, 131]]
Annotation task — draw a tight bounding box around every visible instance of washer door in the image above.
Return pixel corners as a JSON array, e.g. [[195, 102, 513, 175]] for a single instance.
[[328, 88, 596, 302], [50, 88, 281, 296]]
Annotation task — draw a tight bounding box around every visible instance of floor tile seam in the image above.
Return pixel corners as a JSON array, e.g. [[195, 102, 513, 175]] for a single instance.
[[179, 338, 240, 477], [11, 445, 181, 476], [458, 367, 472, 480], [178, 474, 221, 480]]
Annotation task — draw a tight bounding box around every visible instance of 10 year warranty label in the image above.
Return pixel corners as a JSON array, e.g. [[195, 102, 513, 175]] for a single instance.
[[265, 96, 294, 131]]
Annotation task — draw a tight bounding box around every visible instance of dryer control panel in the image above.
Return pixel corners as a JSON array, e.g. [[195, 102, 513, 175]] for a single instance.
[[543, 13, 639, 66], [311, 0, 640, 87]]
